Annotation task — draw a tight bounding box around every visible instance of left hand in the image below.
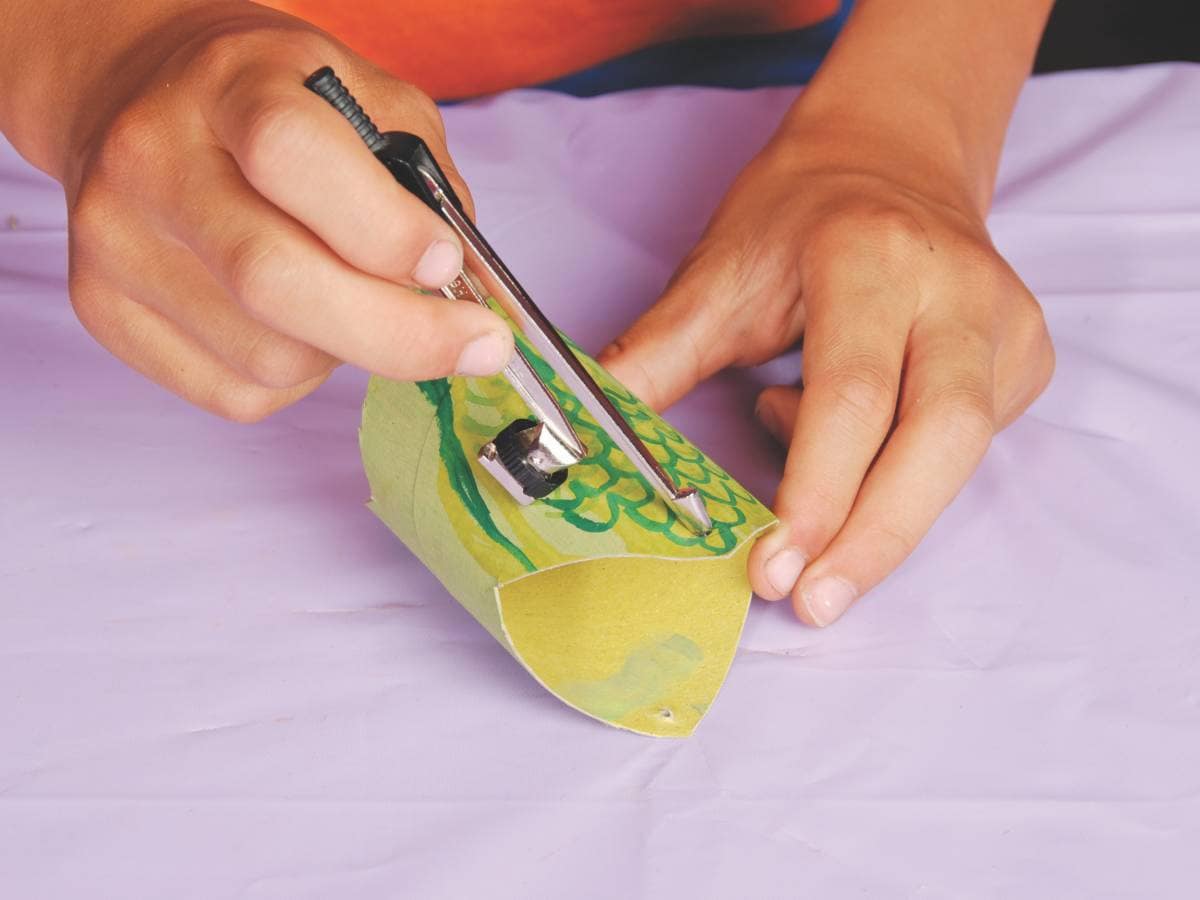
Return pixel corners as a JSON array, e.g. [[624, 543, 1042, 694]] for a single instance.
[[600, 124, 1054, 627]]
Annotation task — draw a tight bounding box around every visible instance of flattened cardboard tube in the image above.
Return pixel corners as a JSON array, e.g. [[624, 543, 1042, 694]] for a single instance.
[[360, 338, 775, 737]]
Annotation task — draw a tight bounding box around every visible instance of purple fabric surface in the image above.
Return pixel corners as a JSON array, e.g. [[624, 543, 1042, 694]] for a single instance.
[[2, 64, 1199, 897]]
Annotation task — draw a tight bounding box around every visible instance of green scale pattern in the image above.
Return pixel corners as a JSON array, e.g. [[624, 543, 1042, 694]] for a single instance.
[[418, 330, 762, 567]]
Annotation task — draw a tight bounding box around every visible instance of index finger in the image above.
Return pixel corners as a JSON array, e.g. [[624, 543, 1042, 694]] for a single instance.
[[748, 267, 914, 601], [791, 321, 997, 626], [208, 71, 466, 290], [171, 150, 512, 382]]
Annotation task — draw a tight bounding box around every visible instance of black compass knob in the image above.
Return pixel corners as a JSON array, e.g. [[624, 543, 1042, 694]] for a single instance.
[[493, 419, 568, 500]]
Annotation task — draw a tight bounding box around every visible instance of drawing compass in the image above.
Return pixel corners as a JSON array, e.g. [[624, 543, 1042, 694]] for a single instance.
[[305, 66, 712, 535]]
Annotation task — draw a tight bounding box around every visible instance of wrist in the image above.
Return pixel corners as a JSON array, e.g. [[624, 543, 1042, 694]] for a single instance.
[[775, 94, 989, 222], [778, 0, 1053, 219]]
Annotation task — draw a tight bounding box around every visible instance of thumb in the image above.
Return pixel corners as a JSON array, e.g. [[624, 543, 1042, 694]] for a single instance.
[[598, 259, 736, 412]]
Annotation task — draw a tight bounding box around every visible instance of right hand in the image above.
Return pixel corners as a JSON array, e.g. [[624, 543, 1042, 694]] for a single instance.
[[59, 3, 513, 420]]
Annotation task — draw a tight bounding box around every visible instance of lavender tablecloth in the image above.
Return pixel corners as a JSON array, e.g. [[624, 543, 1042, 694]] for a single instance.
[[3, 64, 1198, 898]]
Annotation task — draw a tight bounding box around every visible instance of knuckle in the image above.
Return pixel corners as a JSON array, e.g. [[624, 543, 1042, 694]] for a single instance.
[[91, 105, 164, 184], [864, 519, 921, 562], [811, 203, 927, 271], [928, 385, 996, 453], [1020, 318, 1056, 406], [820, 360, 898, 431], [236, 94, 311, 182], [365, 77, 448, 149], [856, 206, 928, 255], [190, 29, 252, 79], [396, 82, 441, 124], [378, 304, 447, 377], [953, 236, 1005, 283], [242, 330, 328, 388], [1015, 294, 1051, 346], [376, 78, 444, 135], [225, 230, 293, 316], [207, 381, 280, 424], [1009, 293, 1056, 393], [192, 24, 331, 83], [947, 244, 1023, 311], [791, 484, 846, 550]]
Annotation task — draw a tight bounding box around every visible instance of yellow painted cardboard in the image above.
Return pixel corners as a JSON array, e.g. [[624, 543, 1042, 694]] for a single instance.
[[360, 339, 775, 736]]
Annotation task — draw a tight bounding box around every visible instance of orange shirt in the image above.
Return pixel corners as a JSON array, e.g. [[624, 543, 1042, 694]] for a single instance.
[[263, 0, 839, 99]]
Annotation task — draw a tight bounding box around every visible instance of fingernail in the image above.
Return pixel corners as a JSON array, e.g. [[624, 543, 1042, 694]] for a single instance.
[[799, 576, 857, 627], [764, 547, 807, 598], [455, 333, 511, 376], [413, 239, 461, 288]]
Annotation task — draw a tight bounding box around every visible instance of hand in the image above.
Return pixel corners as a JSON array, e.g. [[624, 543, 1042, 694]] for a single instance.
[[55, 3, 512, 420], [601, 126, 1054, 626]]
